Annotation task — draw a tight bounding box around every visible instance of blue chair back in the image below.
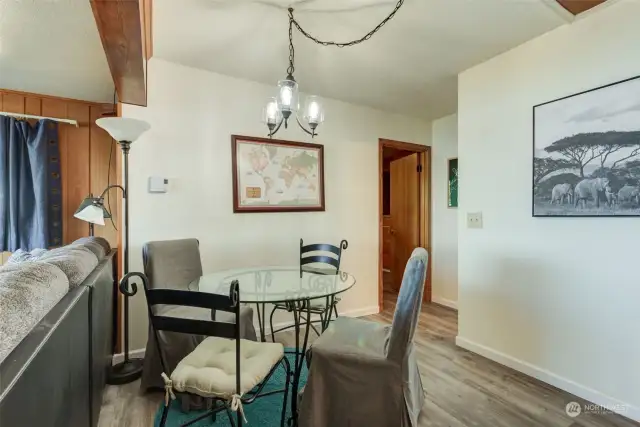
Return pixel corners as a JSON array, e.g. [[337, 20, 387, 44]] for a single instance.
[[386, 247, 429, 362]]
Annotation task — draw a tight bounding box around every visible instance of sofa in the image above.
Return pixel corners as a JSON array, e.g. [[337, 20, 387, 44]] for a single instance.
[[0, 237, 116, 427]]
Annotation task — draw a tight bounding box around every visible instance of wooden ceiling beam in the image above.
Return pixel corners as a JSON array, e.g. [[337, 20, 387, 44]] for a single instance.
[[555, 0, 608, 15], [142, 0, 153, 61], [90, 0, 147, 106]]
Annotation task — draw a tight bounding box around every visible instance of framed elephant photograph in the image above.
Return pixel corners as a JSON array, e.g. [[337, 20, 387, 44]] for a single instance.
[[533, 75, 640, 217]]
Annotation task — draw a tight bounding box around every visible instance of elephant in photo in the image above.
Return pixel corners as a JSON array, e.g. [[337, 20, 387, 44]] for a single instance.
[[574, 177, 609, 208], [605, 186, 617, 207], [550, 183, 573, 205], [617, 185, 640, 205]]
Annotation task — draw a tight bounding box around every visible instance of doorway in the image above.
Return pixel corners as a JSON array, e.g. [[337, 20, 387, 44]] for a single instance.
[[378, 139, 431, 311]]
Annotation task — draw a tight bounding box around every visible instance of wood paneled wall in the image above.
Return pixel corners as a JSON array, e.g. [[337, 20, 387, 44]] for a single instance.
[[0, 89, 120, 252]]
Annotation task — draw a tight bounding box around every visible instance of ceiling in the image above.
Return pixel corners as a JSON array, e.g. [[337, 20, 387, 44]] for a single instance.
[[0, 0, 113, 103], [153, 0, 574, 121], [0, 0, 611, 119]]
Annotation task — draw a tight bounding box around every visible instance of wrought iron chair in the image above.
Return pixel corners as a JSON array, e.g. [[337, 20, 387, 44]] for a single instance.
[[140, 239, 257, 396], [131, 271, 291, 427], [268, 239, 348, 341]]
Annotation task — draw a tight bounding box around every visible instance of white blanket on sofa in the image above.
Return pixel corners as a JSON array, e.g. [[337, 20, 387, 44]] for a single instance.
[[0, 262, 69, 364], [7, 246, 99, 288]]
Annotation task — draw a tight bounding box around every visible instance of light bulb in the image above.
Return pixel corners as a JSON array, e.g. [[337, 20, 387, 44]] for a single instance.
[[263, 97, 282, 126], [303, 96, 324, 127], [280, 87, 293, 108], [277, 78, 298, 114], [266, 101, 278, 124], [307, 101, 319, 123]]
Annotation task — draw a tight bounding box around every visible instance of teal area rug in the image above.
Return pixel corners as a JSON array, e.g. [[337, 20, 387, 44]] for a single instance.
[[154, 351, 307, 427]]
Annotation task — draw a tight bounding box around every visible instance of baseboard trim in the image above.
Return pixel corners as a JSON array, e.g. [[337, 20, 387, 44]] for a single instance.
[[431, 296, 458, 310], [455, 336, 640, 422], [111, 305, 380, 365], [112, 347, 146, 365], [342, 305, 380, 318]]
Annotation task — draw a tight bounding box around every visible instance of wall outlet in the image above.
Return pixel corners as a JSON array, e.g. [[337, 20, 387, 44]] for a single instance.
[[467, 212, 483, 229]]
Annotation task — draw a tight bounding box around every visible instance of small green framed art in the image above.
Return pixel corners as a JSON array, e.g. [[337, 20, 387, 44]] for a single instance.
[[447, 158, 458, 208]]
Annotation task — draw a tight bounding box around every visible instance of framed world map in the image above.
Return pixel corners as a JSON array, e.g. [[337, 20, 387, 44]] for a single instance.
[[231, 135, 325, 213]]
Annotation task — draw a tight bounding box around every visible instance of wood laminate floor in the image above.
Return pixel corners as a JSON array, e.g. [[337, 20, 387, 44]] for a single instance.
[[98, 293, 638, 427]]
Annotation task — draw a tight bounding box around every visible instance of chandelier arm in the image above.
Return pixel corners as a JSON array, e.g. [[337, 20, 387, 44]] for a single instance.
[[268, 117, 285, 138], [295, 116, 316, 138], [288, 0, 404, 48]]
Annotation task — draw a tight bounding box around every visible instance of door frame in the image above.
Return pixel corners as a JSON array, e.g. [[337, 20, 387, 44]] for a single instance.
[[378, 139, 431, 312]]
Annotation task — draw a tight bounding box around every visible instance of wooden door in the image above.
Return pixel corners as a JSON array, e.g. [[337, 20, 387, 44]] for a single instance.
[[382, 216, 393, 292], [382, 216, 393, 270], [390, 153, 420, 292]]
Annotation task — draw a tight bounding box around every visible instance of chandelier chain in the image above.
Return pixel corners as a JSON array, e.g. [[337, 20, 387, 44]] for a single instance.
[[287, 14, 295, 76], [275, 1, 405, 137], [288, 0, 404, 48]]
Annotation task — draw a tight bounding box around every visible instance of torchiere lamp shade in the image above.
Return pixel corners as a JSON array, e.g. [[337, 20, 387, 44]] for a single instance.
[[95, 117, 150, 142]]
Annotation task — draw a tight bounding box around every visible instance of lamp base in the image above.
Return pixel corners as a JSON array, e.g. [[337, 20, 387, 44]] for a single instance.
[[107, 358, 144, 385]]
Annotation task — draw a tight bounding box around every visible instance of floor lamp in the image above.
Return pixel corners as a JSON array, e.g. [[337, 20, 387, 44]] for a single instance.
[[75, 117, 150, 384]]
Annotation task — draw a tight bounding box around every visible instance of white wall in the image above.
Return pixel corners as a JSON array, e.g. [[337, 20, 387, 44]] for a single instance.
[[431, 114, 458, 308], [457, 1, 640, 420], [123, 58, 431, 349]]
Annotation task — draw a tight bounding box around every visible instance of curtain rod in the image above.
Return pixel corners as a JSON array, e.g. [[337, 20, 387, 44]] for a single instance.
[[0, 111, 79, 127]]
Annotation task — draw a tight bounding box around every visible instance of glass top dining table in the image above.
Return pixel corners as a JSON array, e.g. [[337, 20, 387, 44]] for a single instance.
[[188, 266, 355, 426], [188, 266, 356, 303]]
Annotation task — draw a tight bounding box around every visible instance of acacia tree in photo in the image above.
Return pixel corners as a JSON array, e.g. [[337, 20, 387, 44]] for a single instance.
[[533, 157, 574, 187], [544, 142, 595, 178], [595, 159, 640, 187], [544, 131, 640, 177], [622, 159, 640, 178]]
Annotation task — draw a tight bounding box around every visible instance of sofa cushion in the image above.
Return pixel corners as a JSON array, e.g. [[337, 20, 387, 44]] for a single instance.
[[72, 237, 111, 260], [170, 337, 284, 398], [0, 262, 69, 363], [39, 247, 99, 288]]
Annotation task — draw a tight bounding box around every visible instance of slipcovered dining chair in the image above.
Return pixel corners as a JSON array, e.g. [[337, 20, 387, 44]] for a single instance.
[[299, 247, 429, 427], [140, 239, 257, 396], [268, 239, 348, 341]]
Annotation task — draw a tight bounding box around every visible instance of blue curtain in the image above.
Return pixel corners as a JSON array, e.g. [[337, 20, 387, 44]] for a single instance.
[[0, 117, 62, 251]]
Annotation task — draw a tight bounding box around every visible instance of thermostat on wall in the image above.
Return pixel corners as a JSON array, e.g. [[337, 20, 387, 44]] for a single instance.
[[148, 176, 168, 193]]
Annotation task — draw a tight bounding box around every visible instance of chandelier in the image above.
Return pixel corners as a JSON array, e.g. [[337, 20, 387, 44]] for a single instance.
[[263, 1, 405, 139]]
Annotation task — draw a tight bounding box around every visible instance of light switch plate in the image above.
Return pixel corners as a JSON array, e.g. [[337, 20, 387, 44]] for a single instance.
[[467, 212, 483, 229]]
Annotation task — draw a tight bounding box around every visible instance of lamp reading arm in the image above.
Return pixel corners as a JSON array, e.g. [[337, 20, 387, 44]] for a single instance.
[[99, 184, 127, 199]]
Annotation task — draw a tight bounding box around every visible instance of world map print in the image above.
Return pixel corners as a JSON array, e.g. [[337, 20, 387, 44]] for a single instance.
[[235, 139, 323, 209]]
